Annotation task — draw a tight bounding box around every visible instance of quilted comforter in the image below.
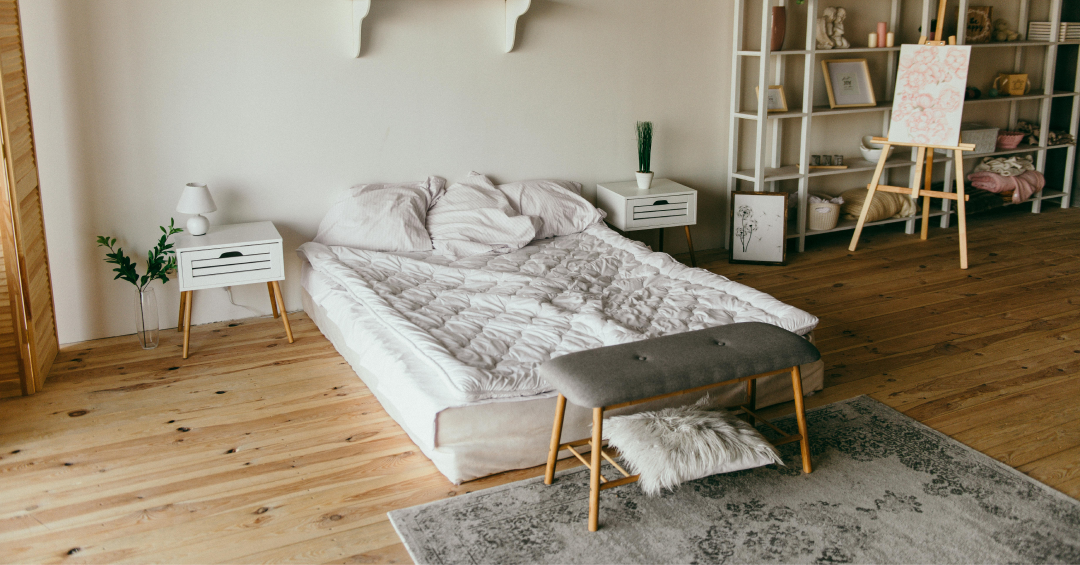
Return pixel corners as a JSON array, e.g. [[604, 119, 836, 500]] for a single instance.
[[298, 223, 817, 403]]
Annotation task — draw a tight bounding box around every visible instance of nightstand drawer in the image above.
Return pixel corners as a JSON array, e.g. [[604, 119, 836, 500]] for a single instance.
[[624, 194, 696, 229], [179, 242, 283, 290]]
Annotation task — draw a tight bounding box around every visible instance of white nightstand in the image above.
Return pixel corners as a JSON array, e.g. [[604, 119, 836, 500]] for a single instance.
[[175, 221, 293, 358], [596, 179, 698, 267]]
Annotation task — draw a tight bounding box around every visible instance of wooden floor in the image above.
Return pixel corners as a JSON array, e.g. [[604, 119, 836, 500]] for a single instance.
[[1, 205, 1078, 563]]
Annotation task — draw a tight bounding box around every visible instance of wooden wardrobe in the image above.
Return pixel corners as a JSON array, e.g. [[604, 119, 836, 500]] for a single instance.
[[0, 0, 58, 398]]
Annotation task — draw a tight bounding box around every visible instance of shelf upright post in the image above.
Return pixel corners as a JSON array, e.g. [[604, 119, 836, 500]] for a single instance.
[[754, 0, 774, 199], [1032, 0, 1063, 214], [796, 0, 819, 253], [725, 0, 747, 250], [1065, 29, 1080, 209], [769, 0, 787, 194], [1009, 0, 1031, 128]]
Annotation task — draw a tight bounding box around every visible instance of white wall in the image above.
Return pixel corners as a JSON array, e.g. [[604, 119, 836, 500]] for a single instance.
[[20, 0, 733, 345]]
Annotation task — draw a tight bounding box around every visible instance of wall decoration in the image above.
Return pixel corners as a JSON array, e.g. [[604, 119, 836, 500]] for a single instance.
[[889, 44, 972, 146], [965, 7, 993, 43], [729, 192, 788, 265], [756, 85, 789, 112], [822, 59, 876, 108]]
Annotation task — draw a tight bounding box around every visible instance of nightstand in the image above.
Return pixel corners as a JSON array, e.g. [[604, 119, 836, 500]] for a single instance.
[[596, 179, 698, 267], [174, 221, 293, 358]]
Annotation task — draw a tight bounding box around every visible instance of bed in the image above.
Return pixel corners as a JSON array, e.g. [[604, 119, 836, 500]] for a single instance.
[[298, 213, 822, 484]]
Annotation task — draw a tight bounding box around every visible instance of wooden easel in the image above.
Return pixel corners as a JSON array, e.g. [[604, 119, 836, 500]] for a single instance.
[[848, 0, 976, 269]]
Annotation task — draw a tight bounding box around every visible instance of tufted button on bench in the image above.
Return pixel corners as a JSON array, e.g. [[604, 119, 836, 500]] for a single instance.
[[540, 322, 822, 532]]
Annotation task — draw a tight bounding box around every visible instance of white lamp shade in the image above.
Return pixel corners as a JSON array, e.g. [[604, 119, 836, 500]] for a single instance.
[[177, 183, 217, 214]]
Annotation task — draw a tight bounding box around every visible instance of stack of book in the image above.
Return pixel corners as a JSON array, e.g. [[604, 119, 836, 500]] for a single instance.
[[1028, 22, 1080, 42]]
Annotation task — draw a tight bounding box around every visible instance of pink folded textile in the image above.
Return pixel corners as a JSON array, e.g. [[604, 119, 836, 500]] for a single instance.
[[967, 170, 1045, 204]]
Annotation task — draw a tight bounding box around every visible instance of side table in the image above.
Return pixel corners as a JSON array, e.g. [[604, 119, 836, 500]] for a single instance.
[[595, 179, 699, 267], [174, 221, 293, 358]]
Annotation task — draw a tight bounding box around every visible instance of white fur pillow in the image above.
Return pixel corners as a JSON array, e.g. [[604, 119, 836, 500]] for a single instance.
[[314, 177, 445, 252], [604, 395, 783, 496], [498, 179, 606, 239], [426, 172, 542, 259]]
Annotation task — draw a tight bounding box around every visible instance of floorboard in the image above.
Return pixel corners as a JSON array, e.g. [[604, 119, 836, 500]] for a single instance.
[[1, 205, 1077, 563]]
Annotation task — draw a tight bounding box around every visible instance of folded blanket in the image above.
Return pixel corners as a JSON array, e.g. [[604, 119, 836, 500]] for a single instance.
[[974, 155, 1034, 177], [967, 170, 1045, 204]]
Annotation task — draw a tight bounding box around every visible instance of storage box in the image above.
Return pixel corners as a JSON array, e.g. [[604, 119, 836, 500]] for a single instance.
[[937, 123, 999, 155]]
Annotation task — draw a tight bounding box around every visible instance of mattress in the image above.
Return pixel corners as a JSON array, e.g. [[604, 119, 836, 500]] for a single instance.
[[298, 223, 823, 483]]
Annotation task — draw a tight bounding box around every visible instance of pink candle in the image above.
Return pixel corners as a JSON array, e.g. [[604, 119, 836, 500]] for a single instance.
[[877, 22, 888, 47]]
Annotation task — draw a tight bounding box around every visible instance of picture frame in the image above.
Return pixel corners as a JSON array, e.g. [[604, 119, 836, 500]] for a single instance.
[[822, 59, 876, 108], [729, 191, 788, 266], [755, 85, 789, 113]]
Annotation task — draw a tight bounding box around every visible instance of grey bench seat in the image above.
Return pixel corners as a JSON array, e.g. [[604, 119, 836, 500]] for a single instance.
[[540, 321, 821, 532], [539, 322, 821, 409]]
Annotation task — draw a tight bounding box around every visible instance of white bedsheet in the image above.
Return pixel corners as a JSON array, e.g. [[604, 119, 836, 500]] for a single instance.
[[297, 222, 817, 404]]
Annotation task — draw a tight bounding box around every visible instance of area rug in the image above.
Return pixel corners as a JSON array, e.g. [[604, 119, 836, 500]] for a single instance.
[[388, 396, 1080, 564]]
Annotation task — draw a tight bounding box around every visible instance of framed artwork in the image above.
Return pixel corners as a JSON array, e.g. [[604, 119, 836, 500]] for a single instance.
[[965, 6, 993, 43], [889, 44, 972, 146], [729, 191, 788, 265], [756, 85, 789, 112], [822, 59, 876, 108]]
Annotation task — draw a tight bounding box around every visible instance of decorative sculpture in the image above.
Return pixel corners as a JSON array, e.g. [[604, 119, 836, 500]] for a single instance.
[[816, 7, 850, 50]]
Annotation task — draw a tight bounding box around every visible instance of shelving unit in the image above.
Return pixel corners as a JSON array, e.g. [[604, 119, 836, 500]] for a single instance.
[[726, 0, 1080, 252]]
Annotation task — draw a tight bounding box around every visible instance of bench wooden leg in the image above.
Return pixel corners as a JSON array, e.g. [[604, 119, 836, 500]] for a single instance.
[[790, 366, 812, 473], [544, 394, 567, 485], [745, 379, 757, 426], [588, 406, 604, 532]]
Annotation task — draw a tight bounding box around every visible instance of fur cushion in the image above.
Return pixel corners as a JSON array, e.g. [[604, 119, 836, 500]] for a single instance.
[[604, 396, 783, 496]]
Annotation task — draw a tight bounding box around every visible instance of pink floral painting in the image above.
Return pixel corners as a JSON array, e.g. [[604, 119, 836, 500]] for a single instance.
[[890, 45, 972, 146]]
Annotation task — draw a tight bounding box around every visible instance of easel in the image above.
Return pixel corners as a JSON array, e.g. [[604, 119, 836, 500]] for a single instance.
[[848, 0, 976, 269]]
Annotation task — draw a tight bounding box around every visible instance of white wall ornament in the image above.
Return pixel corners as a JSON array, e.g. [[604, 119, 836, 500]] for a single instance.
[[349, 0, 370, 58], [348, 0, 531, 57]]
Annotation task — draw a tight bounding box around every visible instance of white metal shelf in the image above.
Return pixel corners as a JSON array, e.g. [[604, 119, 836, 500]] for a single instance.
[[733, 154, 917, 183]]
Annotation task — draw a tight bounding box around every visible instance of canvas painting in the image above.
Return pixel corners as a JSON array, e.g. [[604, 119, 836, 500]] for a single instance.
[[729, 192, 787, 265], [890, 44, 972, 146]]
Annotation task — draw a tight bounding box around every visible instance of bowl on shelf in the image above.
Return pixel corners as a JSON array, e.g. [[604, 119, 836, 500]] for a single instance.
[[997, 131, 1025, 150], [860, 135, 892, 163]]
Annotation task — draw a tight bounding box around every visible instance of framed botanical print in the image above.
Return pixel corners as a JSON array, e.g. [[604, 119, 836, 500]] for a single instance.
[[729, 191, 788, 265]]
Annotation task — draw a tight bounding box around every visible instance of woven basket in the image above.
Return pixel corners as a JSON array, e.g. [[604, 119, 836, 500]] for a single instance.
[[807, 202, 841, 231]]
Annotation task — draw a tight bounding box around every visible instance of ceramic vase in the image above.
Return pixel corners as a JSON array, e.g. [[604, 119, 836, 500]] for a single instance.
[[771, 6, 786, 51], [135, 287, 160, 350], [636, 172, 654, 190]]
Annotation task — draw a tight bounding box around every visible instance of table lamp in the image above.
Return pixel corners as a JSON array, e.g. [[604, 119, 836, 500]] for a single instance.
[[176, 183, 217, 236]]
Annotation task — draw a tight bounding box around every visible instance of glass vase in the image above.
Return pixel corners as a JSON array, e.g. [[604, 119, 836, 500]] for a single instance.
[[135, 286, 160, 350]]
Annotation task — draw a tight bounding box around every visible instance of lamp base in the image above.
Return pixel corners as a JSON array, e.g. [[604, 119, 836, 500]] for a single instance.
[[186, 214, 210, 236]]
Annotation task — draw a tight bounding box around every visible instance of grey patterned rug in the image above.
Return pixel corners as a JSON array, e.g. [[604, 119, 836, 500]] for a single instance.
[[389, 396, 1080, 564]]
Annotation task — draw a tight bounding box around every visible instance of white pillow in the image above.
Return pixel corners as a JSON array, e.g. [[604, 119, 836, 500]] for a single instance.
[[314, 177, 445, 252], [498, 179, 606, 239], [426, 172, 541, 259]]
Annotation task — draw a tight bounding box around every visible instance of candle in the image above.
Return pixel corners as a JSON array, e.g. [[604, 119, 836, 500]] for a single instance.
[[869, 33, 879, 48], [877, 22, 888, 47], [886, 32, 895, 47]]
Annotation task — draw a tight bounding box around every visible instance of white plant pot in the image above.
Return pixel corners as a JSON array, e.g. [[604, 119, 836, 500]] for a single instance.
[[636, 172, 654, 189]]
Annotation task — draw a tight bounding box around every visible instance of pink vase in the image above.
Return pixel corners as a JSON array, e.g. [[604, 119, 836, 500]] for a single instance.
[[771, 7, 786, 51]]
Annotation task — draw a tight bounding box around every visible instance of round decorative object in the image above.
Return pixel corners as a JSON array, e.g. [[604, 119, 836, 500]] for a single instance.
[[771, 6, 786, 51], [186, 214, 210, 236], [965, 87, 982, 100], [997, 131, 1025, 150]]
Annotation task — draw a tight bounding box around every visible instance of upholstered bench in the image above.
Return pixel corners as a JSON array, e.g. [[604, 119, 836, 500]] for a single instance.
[[540, 322, 822, 531]]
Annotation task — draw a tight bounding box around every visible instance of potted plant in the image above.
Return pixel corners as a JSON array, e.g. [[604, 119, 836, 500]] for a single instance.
[[97, 219, 184, 349], [636, 121, 653, 189]]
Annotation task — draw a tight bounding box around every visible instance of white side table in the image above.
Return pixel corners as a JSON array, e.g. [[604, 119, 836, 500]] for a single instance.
[[596, 179, 699, 266], [174, 221, 293, 358]]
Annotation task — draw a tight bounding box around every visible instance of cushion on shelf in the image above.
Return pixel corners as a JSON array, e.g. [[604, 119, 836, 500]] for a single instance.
[[840, 187, 917, 223]]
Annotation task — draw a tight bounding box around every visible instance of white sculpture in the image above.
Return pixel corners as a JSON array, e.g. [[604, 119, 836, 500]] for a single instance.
[[816, 7, 850, 50], [832, 8, 851, 49]]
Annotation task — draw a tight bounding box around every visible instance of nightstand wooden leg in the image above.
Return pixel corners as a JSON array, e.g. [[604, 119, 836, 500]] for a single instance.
[[271, 280, 294, 343], [177, 292, 186, 332], [267, 282, 280, 318], [684, 225, 697, 267], [657, 228, 663, 252], [182, 291, 193, 359]]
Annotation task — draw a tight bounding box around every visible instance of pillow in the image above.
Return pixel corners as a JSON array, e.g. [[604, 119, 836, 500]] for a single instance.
[[604, 395, 783, 496], [840, 187, 917, 223], [314, 177, 445, 252], [497, 179, 606, 239], [426, 172, 542, 259]]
